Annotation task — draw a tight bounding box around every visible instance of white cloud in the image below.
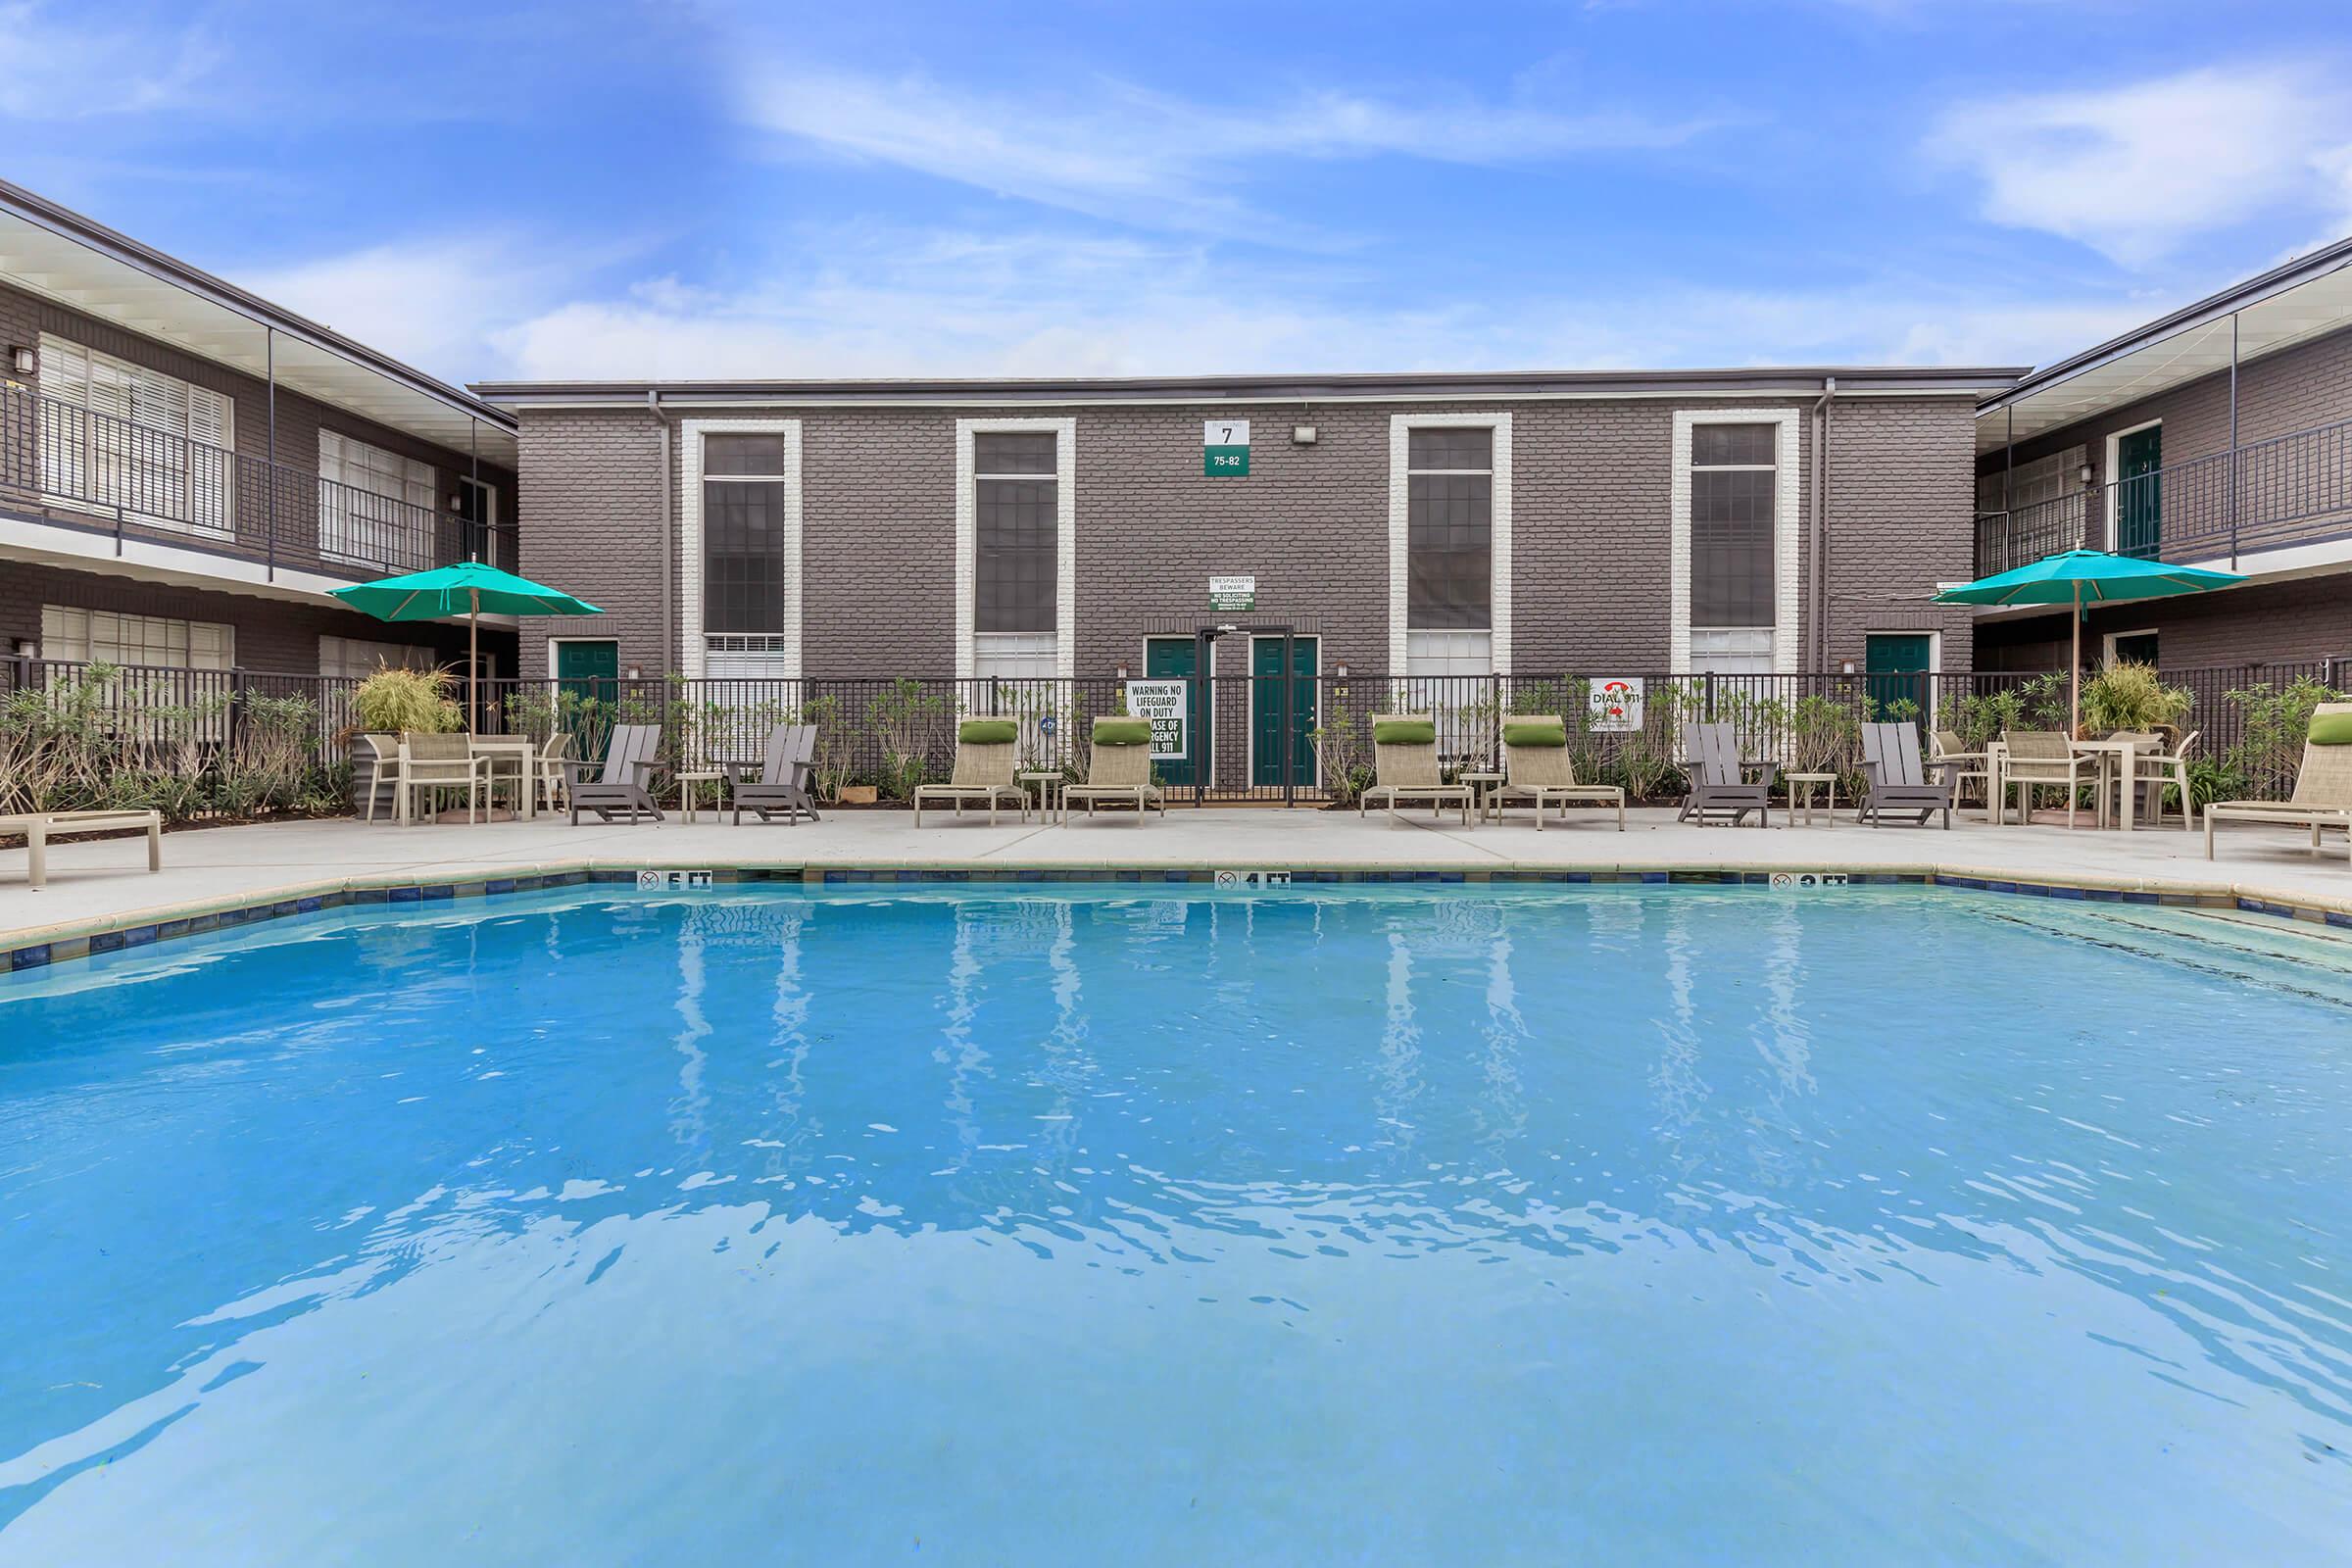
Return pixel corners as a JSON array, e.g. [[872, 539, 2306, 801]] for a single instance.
[[1927, 64, 2352, 265], [0, 2, 220, 119], [736, 67, 1713, 237], [470, 223, 2141, 382]]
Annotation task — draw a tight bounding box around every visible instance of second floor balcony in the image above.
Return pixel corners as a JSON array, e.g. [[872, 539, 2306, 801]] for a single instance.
[[0, 380, 514, 583], [1975, 414, 2352, 578]]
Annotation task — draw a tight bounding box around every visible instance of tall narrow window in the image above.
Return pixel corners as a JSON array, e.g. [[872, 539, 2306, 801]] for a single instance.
[[973, 431, 1059, 679], [1688, 422, 1778, 674], [702, 432, 792, 665], [38, 335, 233, 537], [319, 430, 437, 569], [1405, 425, 1493, 676]]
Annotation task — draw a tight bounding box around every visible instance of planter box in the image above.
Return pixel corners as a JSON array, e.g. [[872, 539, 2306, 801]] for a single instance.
[[836, 784, 879, 805]]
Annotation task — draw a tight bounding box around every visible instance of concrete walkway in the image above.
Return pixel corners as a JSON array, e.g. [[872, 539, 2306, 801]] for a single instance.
[[5, 803, 2351, 951]]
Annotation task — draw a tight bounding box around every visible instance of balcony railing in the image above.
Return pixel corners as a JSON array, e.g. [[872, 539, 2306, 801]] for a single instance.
[[1976, 414, 2352, 577], [0, 380, 514, 581]]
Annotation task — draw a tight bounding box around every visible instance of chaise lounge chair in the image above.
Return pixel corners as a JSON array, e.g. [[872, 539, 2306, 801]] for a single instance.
[[1491, 713, 1623, 829], [1678, 721, 1774, 826], [565, 723, 665, 824], [1062, 715, 1164, 823], [913, 719, 1029, 826], [1857, 721, 1955, 828], [2, 808, 163, 890], [1359, 711, 1471, 825], [733, 724, 820, 825], [2204, 703, 2352, 863]]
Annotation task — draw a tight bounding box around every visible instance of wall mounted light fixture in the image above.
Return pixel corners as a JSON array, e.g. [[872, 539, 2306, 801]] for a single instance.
[[1115, 660, 1131, 681], [1335, 658, 1350, 680], [8, 345, 33, 376]]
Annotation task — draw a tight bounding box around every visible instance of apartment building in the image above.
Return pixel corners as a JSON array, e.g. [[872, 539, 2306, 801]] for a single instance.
[[1973, 239, 2352, 671], [475, 368, 2015, 714], [0, 180, 521, 699]]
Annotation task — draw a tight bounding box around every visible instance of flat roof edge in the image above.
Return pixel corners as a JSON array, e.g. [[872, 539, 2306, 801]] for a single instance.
[[0, 178, 517, 433], [473, 366, 2029, 406], [1978, 234, 2352, 418]]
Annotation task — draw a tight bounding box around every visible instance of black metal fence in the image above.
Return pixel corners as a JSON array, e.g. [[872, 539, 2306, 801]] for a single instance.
[[1976, 413, 2352, 576], [0, 382, 514, 581], [7, 660, 2345, 813]]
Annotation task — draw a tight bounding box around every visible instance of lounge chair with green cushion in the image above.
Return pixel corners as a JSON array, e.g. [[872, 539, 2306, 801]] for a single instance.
[[1360, 711, 1471, 826], [913, 718, 1028, 826], [1492, 714, 1623, 830], [2204, 703, 2352, 863], [1062, 715, 1164, 823]]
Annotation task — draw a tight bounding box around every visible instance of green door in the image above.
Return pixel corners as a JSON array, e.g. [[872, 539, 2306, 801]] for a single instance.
[[1864, 634, 1932, 722], [2116, 426, 2162, 556], [1250, 635, 1318, 789], [556, 639, 619, 693], [555, 640, 620, 751], [1144, 637, 1204, 790]]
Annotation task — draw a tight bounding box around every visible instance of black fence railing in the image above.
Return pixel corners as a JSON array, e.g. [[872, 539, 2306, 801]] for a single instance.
[[1976, 414, 2352, 577], [0, 382, 514, 581], [8, 661, 2344, 815]]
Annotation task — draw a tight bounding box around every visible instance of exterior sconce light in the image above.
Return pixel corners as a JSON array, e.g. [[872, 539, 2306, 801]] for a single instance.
[[2078, 463, 2094, 487], [1838, 659, 1857, 676], [1115, 660, 1131, 681], [623, 663, 643, 681], [1335, 659, 1349, 680], [1293, 424, 1317, 445], [9, 345, 33, 376]]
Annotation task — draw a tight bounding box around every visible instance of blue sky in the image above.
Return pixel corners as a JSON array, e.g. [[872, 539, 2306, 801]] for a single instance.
[[7, 0, 2352, 383]]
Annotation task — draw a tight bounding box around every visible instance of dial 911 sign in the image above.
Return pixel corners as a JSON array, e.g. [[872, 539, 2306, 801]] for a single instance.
[[1202, 417, 1250, 476]]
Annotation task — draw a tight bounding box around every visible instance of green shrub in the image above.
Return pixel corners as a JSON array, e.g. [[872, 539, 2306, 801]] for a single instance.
[[2081, 661, 2192, 734], [354, 664, 461, 735]]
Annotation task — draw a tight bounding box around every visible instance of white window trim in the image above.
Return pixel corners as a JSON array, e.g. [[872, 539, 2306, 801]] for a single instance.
[[2101, 626, 2159, 664], [2102, 417, 2161, 552], [1671, 409, 1800, 675], [956, 416, 1075, 682], [680, 418, 803, 682], [1389, 412, 1512, 676]]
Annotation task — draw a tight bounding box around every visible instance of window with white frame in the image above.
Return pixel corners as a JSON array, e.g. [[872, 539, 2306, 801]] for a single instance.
[[698, 431, 796, 687], [40, 605, 233, 670], [318, 430, 438, 569], [318, 634, 434, 680], [1404, 425, 1494, 677], [1684, 420, 1783, 675], [37, 334, 234, 535], [973, 431, 1061, 680]]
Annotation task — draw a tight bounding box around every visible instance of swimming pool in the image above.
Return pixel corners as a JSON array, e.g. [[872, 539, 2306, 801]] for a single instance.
[[2, 885, 2348, 1562]]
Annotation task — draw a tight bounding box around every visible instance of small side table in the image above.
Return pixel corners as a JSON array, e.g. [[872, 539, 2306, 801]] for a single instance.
[[1460, 770, 1507, 821], [677, 769, 726, 823], [1019, 770, 1063, 825], [1787, 771, 1838, 826]]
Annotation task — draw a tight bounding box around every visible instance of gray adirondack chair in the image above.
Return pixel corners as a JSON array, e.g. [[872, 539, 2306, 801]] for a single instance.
[[1858, 722, 1954, 828], [733, 724, 820, 825], [565, 723, 665, 824], [1678, 722, 1774, 826]]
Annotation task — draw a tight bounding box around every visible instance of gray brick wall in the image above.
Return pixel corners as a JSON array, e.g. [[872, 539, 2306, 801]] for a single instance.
[[514, 392, 1986, 679], [0, 560, 504, 672], [1977, 576, 2352, 670]]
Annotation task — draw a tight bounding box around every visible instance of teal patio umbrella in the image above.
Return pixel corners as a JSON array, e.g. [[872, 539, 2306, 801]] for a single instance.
[[330, 561, 603, 727], [1933, 550, 2242, 735]]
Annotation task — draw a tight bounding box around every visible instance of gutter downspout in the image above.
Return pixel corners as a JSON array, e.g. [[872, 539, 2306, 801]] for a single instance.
[[1809, 376, 1835, 672], [648, 389, 676, 677]]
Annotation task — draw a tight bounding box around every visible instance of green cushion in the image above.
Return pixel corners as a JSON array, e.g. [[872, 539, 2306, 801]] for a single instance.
[[1502, 720, 1567, 748], [1373, 720, 1437, 746], [2309, 711, 2352, 745], [1093, 717, 1152, 747], [958, 719, 1018, 745]]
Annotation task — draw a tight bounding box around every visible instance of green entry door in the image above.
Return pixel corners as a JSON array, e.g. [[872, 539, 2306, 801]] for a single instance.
[[1250, 635, 1318, 790], [1865, 634, 1932, 722], [2116, 425, 2162, 557], [1144, 637, 1205, 790], [556, 639, 619, 694]]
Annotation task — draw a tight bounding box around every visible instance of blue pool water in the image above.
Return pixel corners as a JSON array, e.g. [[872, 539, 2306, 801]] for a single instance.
[[2, 886, 2350, 1563]]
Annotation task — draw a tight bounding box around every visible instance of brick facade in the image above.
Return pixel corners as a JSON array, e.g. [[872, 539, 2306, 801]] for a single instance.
[[1975, 575, 2352, 671], [0, 560, 503, 672], [512, 391, 1985, 679]]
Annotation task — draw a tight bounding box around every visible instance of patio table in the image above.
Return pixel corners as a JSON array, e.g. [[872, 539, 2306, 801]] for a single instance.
[[466, 736, 539, 821], [2069, 736, 2153, 832]]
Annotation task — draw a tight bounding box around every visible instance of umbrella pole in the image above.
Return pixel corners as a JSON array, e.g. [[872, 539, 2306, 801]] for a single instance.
[[2070, 581, 2082, 738], [469, 587, 480, 734]]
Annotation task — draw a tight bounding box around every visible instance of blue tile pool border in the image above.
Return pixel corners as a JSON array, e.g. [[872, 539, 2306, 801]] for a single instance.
[[4, 861, 2334, 976]]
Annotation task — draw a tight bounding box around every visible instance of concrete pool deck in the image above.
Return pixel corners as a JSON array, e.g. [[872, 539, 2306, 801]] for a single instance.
[[5, 804, 2352, 967]]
